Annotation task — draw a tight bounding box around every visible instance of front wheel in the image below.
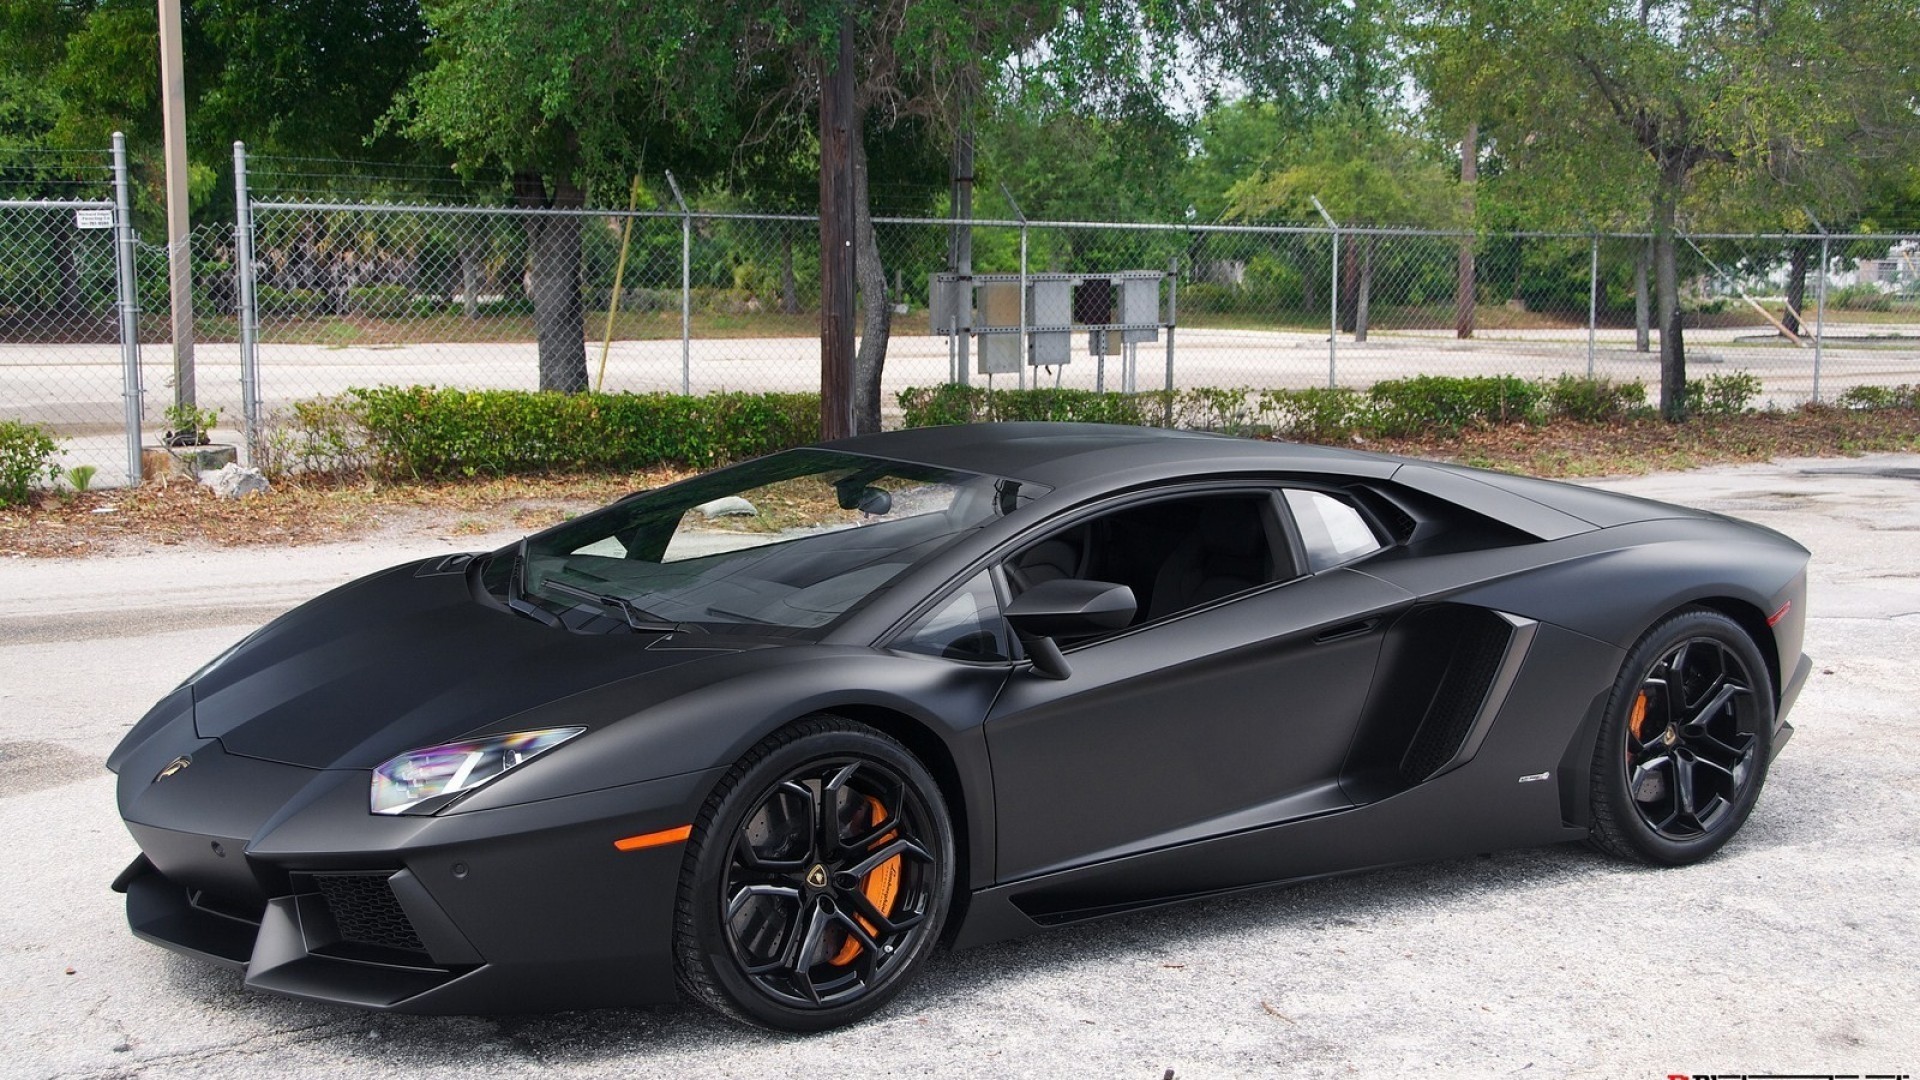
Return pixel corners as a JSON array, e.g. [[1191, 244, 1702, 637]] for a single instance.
[[674, 716, 955, 1032], [1589, 608, 1774, 866]]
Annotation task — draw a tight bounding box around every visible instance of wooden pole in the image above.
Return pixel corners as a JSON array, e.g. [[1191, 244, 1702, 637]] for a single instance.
[[157, 0, 196, 426], [818, 17, 857, 441], [594, 176, 643, 393]]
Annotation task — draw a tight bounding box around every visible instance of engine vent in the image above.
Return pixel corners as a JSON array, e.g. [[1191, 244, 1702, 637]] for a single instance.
[[414, 552, 479, 578], [311, 873, 425, 953], [1398, 614, 1514, 784]]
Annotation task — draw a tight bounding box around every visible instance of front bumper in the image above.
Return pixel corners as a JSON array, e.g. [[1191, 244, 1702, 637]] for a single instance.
[[113, 731, 724, 1014]]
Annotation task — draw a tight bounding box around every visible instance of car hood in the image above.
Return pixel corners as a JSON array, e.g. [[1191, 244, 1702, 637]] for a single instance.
[[191, 557, 752, 770]]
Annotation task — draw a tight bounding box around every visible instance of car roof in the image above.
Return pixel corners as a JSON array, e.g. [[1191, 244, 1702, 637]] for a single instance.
[[825, 422, 1398, 488]]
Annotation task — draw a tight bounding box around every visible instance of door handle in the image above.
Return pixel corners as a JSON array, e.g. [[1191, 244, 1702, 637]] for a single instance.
[[1313, 619, 1377, 644]]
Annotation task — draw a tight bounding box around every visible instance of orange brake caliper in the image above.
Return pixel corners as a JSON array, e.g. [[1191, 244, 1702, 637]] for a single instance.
[[1629, 690, 1649, 744], [829, 796, 901, 965]]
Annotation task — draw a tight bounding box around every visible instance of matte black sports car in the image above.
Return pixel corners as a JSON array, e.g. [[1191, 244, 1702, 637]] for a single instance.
[[109, 423, 1809, 1031]]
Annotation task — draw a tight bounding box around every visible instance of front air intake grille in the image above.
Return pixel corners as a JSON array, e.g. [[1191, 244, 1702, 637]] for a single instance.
[[311, 873, 425, 953]]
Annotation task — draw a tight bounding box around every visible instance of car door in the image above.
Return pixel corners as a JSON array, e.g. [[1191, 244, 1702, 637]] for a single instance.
[[983, 485, 1415, 884]]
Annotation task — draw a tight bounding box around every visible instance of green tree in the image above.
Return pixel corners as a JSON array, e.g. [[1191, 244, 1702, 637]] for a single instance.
[[1225, 111, 1458, 341], [1416, 0, 1920, 419]]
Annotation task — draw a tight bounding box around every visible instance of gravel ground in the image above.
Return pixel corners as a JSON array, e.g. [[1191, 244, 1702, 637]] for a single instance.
[[1, 456, 1916, 1079]]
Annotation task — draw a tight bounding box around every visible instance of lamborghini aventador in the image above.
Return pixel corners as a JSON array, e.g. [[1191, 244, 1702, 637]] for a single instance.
[[108, 422, 1809, 1031]]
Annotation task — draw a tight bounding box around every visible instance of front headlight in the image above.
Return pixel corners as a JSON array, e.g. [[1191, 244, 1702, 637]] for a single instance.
[[370, 727, 584, 815]]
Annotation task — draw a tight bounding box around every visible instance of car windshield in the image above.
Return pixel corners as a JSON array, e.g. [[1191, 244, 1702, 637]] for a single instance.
[[519, 448, 1044, 637]]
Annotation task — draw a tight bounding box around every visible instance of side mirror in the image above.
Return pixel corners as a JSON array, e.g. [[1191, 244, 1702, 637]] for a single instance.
[[1003, 579, 1137, 679]]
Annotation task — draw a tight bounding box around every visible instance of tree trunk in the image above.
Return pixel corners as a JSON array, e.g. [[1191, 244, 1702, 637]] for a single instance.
[[1634, 238, 1651, 353], [1455, 120, 1477, 339], [851, 121, 891, 435], [781, 228, 799, 315], [818, 16, 857, 439], [1782, 239, 1812, 337], [515, 170, 588, 393], [461, 242, 479, 322], [1652, 188, 1686, 420], [1354, 236, 1373, 343]]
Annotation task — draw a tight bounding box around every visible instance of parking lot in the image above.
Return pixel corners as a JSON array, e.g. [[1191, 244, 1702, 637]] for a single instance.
[[1, 454, 1916, 1078]]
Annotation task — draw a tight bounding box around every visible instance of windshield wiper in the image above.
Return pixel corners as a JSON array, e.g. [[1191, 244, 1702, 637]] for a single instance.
[[539, 579, 695, 634]]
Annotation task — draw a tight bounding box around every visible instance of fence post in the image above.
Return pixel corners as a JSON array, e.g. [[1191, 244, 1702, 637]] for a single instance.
[[1814, 230, 1829, 403], [111, 132, 144, 484], [233, 141, 262, 460], [1587, 233, 1599, 377], [1163, 256, 1177, 424], [666, 172, 691, 395], [1310, 197, 1339, 388]]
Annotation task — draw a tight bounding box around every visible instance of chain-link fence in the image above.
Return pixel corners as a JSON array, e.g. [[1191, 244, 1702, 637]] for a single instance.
[[231, 204, 1920, 419], [1, 138, 144, 487], [6, 141, 1920, 487]]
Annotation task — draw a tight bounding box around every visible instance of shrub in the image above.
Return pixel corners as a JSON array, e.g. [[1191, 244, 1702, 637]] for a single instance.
[[1264, 387, 1372, 441], [1546, 375, 1649, 422], [896, 386, 1167, 428], [1835, 384, 1919, 410], [1175, 386, 1269, 435], [988, 388, 1161, 425], [0, 419, 61, 507], [472, 296, 536, 318], [1369, 375, 1545, 435], [346, 387, 820, 479], [346, 285, 413, 319], [256, 285, 328, 319], [256, 396, 374, 480], [1686, 371, 1763, 416], [1828, 284, 1894, 312], [897, 384, 991, 428]]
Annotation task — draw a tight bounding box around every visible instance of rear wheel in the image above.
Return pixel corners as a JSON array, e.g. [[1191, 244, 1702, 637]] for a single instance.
[[674, 716, 954, 1031], [1589, 608, 1774, 865]]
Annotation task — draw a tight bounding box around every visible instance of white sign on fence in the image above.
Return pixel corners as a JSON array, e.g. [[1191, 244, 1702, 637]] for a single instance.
[[74, 208, 114, 230]]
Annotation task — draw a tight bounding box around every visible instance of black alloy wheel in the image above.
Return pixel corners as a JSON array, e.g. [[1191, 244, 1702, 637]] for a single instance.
[[675, 716, 954, 1031], [1590, 608, 1775, 866]]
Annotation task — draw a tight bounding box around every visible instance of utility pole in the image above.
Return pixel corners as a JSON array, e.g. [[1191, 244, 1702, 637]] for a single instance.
[[817, 17, 856, 442], [1455, 121, 1477, 339], [158, 0, 197, 431], [949, 127, 974, 386]]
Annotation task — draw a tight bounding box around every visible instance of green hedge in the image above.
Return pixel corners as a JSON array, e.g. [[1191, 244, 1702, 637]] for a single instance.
[[345, 387, 819, 479], [263, 372, 1758, 484], [897, 373, 1690, 439]]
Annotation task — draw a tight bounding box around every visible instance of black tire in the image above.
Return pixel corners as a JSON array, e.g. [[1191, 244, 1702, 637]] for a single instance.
[[673, 716, 955, 1032], [1589, 608, 1774, 866]]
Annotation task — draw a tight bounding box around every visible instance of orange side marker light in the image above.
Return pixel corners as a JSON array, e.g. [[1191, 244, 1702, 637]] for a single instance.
[[1767, 600, 1792, 627], [614, 824, 693, 852]]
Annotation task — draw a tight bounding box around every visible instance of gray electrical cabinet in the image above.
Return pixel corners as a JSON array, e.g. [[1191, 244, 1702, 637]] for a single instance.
[[926, 269, 1172, 378], [1028, 279, 1072, 366], [975, 282, 1023, 374], [1119, 277, 1160, 344], [928, 273, 968, 334]]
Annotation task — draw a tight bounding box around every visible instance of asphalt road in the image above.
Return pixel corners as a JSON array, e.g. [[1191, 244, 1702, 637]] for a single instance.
[[1, 455, 1917, 1078]]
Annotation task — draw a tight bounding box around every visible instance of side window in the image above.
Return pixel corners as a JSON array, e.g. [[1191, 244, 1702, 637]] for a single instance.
[[1003, 492, 1288, 634], [895, 572, 1012, 662], [1284, 489, 1382, 571]]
